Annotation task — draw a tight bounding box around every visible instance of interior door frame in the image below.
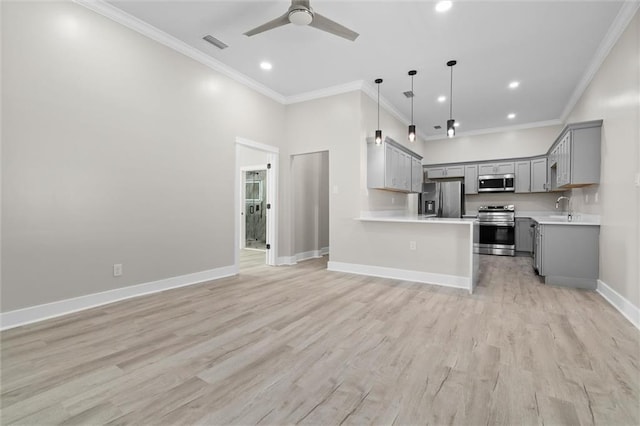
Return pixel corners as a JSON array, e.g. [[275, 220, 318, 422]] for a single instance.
[[235, 137, 279, 269]]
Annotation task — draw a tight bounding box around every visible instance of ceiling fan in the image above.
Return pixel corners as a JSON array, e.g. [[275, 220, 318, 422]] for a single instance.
[[243, 0, 359, 41]]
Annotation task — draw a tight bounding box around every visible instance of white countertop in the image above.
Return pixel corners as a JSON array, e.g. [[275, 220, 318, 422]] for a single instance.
[[465, 210, 600, 226], [357, 211, 476, 225], [527, 215, 600, 226]]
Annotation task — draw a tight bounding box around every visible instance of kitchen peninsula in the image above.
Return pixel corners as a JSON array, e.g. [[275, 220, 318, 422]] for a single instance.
[[327, 212, 480, 294]]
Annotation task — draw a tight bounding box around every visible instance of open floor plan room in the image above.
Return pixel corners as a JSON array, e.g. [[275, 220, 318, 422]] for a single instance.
[[2, 255, 638, 425]]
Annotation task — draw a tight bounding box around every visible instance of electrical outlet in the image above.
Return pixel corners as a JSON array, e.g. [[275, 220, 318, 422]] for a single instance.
[[113, 263, 123, 277], [409, 241, 417, 250], [391, 197, 395, 204], [333, 185, 339, 194], [635, 172, 640, 187], [594, 192, 599, 202]]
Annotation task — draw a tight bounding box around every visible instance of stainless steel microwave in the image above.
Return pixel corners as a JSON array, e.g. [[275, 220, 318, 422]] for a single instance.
[[478, 174, 515, 192]]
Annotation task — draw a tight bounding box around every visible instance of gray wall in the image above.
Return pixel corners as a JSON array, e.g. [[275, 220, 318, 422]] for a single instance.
[[291, 151, 329, 256], [1, 1, 285, 311]]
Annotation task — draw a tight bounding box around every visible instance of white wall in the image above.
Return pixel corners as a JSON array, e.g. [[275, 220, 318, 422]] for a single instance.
[[422, 124, 562, 164], [1, 1, 285, 311], [565, 11, 639, 308], [465, 193, 564, 214], [291, 151, 329, 257]]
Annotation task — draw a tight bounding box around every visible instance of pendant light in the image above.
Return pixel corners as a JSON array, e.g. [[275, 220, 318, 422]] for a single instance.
[[375, 78, 383, 144], [446, 60, 457, 138], [408, 70, 417, 142]]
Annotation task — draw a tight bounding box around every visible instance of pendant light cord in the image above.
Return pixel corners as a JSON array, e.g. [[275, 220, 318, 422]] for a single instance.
[[411, 75, 414, 124], [449, 66, 453, 120], [377, 83, 380, 128]]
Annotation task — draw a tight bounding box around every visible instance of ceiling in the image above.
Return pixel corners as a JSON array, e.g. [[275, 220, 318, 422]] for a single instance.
[[106, 0, 628, 139]]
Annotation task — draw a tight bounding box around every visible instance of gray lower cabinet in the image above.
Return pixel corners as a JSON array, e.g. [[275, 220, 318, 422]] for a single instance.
[[515, 218, 533, 253], [534, 222, 600, 289]]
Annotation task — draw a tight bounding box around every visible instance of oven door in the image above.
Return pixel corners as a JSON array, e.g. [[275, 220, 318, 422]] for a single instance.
[[478, 222, 515, 256]]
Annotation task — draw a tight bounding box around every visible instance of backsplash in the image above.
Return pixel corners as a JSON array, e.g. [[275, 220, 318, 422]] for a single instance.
[[465, 192, 565, 214]]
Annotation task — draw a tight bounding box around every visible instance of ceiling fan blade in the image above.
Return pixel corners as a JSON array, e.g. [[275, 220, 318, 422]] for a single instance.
[[244, 13, 290, 37], [309, 13, 359, 41]]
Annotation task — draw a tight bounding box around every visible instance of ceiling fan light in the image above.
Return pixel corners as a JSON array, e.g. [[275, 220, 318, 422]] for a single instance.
[[447, 119, 456, 138], [375, 130, 383, 145], [289, 9, 313, 26], [408, 125, 416, 142]]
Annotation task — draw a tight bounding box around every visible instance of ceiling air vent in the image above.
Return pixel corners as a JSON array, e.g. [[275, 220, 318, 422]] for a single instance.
[[203, 35, 228, 50], [403, 91, 414, 98], [434, 125, 442, 129]]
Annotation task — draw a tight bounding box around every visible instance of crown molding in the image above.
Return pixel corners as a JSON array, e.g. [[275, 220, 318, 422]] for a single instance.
[[423, 119, 563, 142], [560, 1, 640, 122], [73, 0, 286, 104], [284, 81, 366, 105]]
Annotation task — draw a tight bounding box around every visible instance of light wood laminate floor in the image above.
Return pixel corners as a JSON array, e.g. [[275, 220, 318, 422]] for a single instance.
[[2, 254, 639, 425]]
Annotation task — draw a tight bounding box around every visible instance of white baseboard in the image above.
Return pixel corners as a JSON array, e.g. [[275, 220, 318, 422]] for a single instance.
[[277, 256, 297, 266], [597, 279, 640, 330], [327, 261, 471, 291], [0, 265, 237, 331], [278, 247, 330, 266]]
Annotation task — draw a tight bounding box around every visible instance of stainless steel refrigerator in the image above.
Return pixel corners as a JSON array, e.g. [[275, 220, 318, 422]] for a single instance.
[[419, 180, 465, 218]]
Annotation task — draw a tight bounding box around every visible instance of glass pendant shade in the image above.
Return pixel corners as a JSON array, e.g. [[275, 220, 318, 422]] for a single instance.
[[375, 129, 383, 144], [408, 125, 416, 142], [447, 119, 455, 138]]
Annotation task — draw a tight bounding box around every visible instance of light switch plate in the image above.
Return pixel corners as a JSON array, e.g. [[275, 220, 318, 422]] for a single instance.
[[635, 172, 640, 187]]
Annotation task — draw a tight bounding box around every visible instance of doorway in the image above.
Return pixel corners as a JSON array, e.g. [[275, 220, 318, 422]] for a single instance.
[[243, 169, 267, 250], [235, 137, 279, 270]]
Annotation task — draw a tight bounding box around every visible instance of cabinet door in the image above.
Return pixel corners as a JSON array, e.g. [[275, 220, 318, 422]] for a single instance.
[[515, 161, 531, 193], [401, 152, 411, 191], [384, 144, 396, 188], [425, 167, 446, 179], [563, 132, 572, 186], [495, 162, 515, 174], [515, 218, 533, 253], [530, 157, 548, 192], [411, 157, 422, 193], [478, 164, 495, 175], [445, 166, 465, 178], [464, 165, 478, 194]]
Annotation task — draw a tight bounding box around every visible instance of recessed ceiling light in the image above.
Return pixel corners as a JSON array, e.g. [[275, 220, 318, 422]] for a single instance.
[[260, 61, 272, 70], [508, 113, 516, 119], [509, 81, 520, 89], [437, 95, 446, 103], [435, 1, 453, 13]]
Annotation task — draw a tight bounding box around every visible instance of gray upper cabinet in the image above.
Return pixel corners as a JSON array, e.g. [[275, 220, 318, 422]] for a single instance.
[[367, 137, 422, 193], [411, 156, 423, 193], [549, 120, 602, 189], [425, 165, 464, 179], [464, 165, 478, 194], [478, 162, 515, 175], [530, 157, 548, 192], [515, 161, 531, 193]]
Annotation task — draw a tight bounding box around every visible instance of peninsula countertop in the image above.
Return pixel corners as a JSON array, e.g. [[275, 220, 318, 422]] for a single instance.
[[356, 212, 477, 225]]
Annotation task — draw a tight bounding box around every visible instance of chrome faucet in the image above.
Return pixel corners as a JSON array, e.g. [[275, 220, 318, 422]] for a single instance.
[[555, 196, 573, 221]]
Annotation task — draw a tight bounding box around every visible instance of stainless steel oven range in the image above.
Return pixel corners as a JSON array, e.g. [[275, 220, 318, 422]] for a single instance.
[[478, 205, 515, 256]]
